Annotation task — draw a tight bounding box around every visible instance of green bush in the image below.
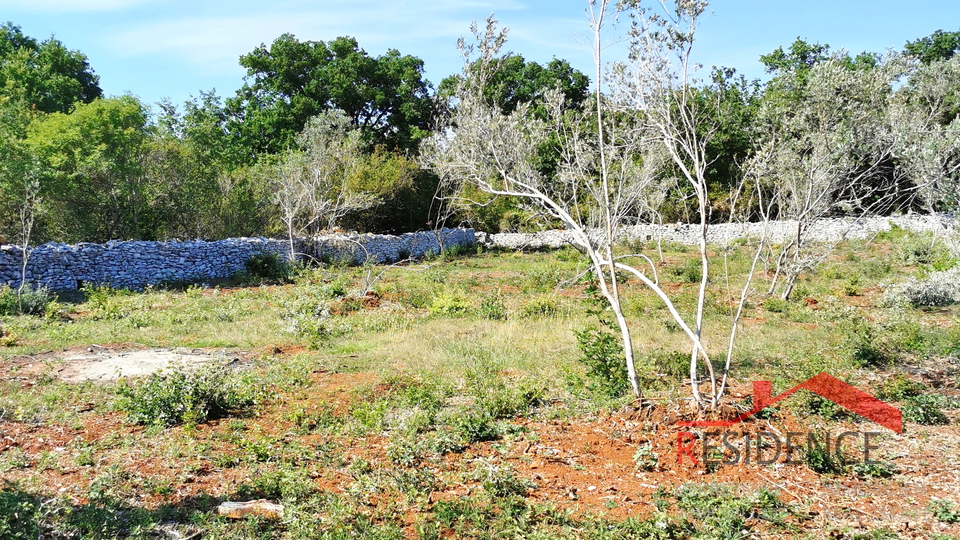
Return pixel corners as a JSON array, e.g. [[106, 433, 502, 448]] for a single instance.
[[852, 460, 898, 478], [520, 295, 559, 318], [478, 291, 508, 320], [895, 232, 954, 268], [115, 364, 265, 426], [803, 431, 846, 474], [243, 251, 294, 282], [575, 327, 629, 398], [429, 291, 472, 316], [0, 284, 55, 316], [902, 394, 950, 425], [762, 296, 790, 313], [671, 258, 703, 283], [875, 375, 926, 401]]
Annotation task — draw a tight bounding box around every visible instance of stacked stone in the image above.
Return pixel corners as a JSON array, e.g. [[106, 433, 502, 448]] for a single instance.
[[0, 228, 476, 292], [478, 214, 958, 250]]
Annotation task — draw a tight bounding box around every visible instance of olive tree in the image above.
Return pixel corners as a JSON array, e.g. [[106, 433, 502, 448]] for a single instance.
[[423, 1, 764, 408], [274, 109, 375, 259]]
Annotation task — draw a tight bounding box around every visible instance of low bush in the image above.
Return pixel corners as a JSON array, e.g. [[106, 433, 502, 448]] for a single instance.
[[0, 285, 55, 316], [875, 374, 926, 401], [115, 364, 265, 426], [929, 499, 960, 523], [243, 252, 294, 283], [575, 326, 629, 398], [429, 292, 472, 316], [902, 394, 950, 425], [883, 266, 960, 307]]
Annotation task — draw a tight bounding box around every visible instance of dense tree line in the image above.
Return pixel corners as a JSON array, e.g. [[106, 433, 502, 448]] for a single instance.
[[0, 21, 959, 244]]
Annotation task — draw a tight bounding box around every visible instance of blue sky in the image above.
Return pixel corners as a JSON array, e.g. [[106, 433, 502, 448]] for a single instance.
[[2, 0, 959, 111]]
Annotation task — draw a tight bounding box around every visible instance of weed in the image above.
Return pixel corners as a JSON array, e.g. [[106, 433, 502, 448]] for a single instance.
[[763, 296, 790, 313], [521, 295, 560, 318], [475, 461, 535, 497], [429, 291, 472, 316], [633, 443, 658, 471], [875, 375, 927, 401], [0, 285, 55, 316], [478, 290, 508, 320], [852, 460, 899, 478], [930, 499, 960, 523], [451, 410, 500, 443], [802, 431, 846, 474], [671, 258, 703, 283]]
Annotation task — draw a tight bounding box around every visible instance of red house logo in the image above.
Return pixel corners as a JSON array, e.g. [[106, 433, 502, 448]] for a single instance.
[[679, 372, 903, 434]]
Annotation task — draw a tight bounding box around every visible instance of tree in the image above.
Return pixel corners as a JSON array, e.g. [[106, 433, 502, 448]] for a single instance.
[[439, 54, 590, 117], [227, 35, 433, 156], [25, 96, 148, 242], [273, 110, 378, 258], [891, 55, 960, 214], [0, 22, 101, 113], [905, 29, 960, 64], [424, 1, 764, 408], [751, 54, 909, 299]]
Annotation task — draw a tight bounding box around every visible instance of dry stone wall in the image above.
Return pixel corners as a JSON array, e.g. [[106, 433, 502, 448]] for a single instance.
[[477, 214, 959, 251], [0, 228, 475, 291]]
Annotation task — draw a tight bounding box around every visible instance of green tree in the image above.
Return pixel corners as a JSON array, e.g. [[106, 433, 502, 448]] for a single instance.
[[25, 96, 149, 242], [905, 29, 960, 64], [439, 54, 590, 116], [0, 22, 101, 113], [226, 34, 433, 156]]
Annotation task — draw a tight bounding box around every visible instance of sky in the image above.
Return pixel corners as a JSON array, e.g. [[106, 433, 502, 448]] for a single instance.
[[2, 0, 959, 112]]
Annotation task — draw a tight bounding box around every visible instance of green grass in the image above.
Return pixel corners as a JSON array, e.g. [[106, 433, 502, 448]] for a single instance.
[[0, 236, 958, 539]]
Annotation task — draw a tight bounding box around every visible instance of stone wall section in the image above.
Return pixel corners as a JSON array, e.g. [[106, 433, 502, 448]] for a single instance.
[[0, 228, 475, 291], [477, 214, 959, 251]]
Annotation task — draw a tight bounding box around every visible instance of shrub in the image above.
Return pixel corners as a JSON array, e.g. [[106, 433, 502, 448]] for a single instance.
[[902, 394, 950, 425], [852, 460, 898, 478], [475, 461, 534, 498], [671, 258, 702, 283], [633, 443, 658, 471], [929, 499, 960, 523], [520, 295, 559, 318], [803, 431, 846, 474], [429, 292, 472, 316], [895, 232, 954, 267], [575, 327, 629, 398], [762, 296, 790, 313], [0, 285, 55, 316], [244, 252, 294, 282], [882, 267, 960, 307], [478, 291, 507, 320], [115, 364, 264, 426], [875, 374, 926, 401]]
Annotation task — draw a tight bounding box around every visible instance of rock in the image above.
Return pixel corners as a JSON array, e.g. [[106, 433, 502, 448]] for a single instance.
[[217, 500, 285, 520]]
